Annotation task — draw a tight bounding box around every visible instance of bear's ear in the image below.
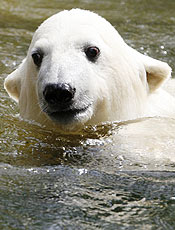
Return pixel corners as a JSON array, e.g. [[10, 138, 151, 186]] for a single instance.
[[140, 54, 171, 93], [4, 59, 26, 102]]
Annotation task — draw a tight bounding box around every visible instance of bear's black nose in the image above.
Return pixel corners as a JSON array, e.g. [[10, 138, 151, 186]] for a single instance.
[[43, 83, 76, 106]]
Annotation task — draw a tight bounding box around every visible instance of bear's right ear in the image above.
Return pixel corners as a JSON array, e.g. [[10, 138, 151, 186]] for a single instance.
[[4, 59, 26, 102]]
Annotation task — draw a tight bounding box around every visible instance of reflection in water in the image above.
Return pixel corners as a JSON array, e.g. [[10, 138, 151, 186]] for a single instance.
[[1, 164, 175, 230], [1, 0, 175, 229], [1, 114, 175, 170]]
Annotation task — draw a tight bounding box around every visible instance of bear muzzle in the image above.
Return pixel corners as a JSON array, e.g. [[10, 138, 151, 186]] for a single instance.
[[41, 82, 92, 124], [43, 83, 76, 107]]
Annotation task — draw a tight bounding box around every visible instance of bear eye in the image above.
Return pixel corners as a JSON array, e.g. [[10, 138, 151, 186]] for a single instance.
[[31, 50, 43, 67], [84, 46, 100, 62]]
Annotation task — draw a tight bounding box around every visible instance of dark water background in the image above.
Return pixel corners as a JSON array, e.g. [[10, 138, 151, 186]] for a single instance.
[[1, 0, 175, 229]]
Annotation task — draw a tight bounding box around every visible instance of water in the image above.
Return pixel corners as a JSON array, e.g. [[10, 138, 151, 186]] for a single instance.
[[1, 0, 175, 229]]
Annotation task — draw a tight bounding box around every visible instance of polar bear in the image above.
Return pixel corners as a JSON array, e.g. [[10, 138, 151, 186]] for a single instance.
[[4, 9, 175, 132]]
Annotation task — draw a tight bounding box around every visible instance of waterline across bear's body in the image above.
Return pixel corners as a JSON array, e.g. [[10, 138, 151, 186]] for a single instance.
[[4, 9, 175, 132]]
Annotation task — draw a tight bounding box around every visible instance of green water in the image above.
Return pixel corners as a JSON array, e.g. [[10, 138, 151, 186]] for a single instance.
[[1, 0, 175, 229]]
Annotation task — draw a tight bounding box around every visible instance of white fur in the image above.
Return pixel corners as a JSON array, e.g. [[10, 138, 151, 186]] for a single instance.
[[4, 9, 175, 132]]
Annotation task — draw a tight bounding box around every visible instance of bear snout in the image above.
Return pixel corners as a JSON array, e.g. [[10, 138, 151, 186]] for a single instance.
[[43, 83, 76, 107]]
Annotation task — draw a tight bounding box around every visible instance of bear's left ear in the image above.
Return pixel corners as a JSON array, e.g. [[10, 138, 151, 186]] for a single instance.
[[130, 48, 171, 94], [129, 47, 172, 93], [141, 54, 171, 93], [4, 59, 26, 102]]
